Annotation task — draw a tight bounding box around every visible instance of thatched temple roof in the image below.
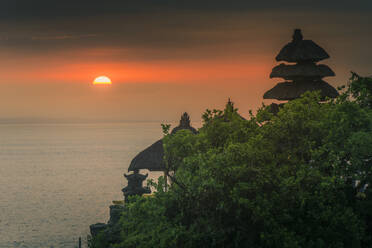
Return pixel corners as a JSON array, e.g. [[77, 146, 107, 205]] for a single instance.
[[128, 139, 165, 171], [276, 29, 330, 63], [264, 29, 338, 102], [263, 80, 339, 101], [270, 63, 335, 80], [128, 113, 197, 172]]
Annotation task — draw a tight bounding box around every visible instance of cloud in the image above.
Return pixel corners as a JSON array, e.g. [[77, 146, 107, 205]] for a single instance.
[[31, 34, 98, 41], [2, 9, 371, 63], [2, 0, 372, 21]]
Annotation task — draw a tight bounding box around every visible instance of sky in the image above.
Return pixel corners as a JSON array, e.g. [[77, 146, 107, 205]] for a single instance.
[[1, 0, 372, 122]]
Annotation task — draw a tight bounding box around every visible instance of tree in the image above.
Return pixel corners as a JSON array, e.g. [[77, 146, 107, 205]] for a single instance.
[[91, 73, 372, 248]]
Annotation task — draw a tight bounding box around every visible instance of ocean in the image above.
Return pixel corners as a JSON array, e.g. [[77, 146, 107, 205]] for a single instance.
[[0, 122, 169, 248]]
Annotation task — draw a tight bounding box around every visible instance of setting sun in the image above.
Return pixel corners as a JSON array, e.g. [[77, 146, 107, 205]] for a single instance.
[[93, 76, 112, 85]]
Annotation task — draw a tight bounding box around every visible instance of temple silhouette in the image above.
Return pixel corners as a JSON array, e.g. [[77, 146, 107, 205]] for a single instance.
[[90, 113, 198, 238], [264, 29, 338, 101], [90, 29, 341, 240]]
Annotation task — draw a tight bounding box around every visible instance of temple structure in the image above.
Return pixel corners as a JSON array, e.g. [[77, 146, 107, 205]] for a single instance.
[[90, 113, 198, 239], [171, 112, 198, 135], [122, 169, 151, 202], [264, 29, 338, 101], [127, 112, 197, 172]]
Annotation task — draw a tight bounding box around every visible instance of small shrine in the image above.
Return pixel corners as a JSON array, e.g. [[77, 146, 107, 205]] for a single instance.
[[264, 29, 338, 101], [122, 169, 151, 202]]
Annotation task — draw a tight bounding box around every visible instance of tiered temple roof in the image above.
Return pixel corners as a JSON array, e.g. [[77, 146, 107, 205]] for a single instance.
[[264, 29, 338, 101]]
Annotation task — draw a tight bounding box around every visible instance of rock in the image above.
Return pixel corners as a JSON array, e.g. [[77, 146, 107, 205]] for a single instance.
[[90, 223, 107, 237], [89, 205, 125, 244], [108, 204, 125, 226]]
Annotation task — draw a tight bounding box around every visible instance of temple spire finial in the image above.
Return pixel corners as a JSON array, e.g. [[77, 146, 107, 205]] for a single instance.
[[225, 98, 235, 113], [227, 97, 234, 107], [292, 29, 303, 43], [180, 112, 191, 127]]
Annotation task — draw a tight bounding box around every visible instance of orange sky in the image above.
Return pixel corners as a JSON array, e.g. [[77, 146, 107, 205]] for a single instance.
[[1, 6, 371, 122], [6, 59, 269, 85]]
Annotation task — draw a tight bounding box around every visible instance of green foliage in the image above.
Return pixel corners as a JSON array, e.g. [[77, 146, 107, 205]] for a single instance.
[[91, 73, 372, 248], [89, 232, 111, 248], [161, 124, 172, 135], [346, 72, 372, 108]]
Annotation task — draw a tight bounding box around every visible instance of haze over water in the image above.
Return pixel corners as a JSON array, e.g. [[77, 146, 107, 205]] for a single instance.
[[0, 121, 174, 248]]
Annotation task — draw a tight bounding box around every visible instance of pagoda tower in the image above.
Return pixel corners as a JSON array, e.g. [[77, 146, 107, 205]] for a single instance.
[[264, 29, 338, 101]]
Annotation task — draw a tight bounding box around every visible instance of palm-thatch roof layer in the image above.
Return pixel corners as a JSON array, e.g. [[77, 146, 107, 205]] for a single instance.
[[263, 80, 339, 101], [276, 29, 330, 63], [128, 139, 165, 171], [270, 63, 335, 80]]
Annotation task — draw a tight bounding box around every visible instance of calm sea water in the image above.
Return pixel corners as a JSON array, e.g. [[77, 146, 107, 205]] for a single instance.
[[0, 122, 169, 248]]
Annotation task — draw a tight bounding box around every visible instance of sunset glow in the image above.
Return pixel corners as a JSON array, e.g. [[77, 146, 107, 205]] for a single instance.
[[93, 76, 112, 85]]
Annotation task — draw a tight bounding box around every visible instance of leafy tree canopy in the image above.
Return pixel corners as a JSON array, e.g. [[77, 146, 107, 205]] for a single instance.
[[91, 73, 372, 248]]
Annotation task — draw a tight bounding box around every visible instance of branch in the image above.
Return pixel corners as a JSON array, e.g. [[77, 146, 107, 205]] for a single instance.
[[165, 170, 188, 192]]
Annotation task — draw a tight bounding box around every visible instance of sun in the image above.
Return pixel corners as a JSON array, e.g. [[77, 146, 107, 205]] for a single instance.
[[93, 76, 112, 85]]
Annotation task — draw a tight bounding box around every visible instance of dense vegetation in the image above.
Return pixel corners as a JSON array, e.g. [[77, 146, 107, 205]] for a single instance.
[[91, 73, 372, 248]]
